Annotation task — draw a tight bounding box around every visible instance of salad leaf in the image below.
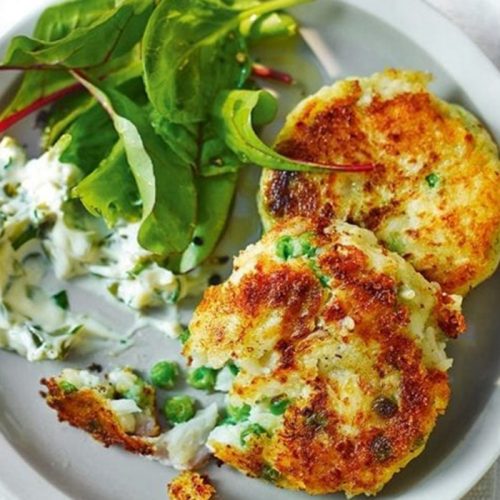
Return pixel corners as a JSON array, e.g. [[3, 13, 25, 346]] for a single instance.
[[73, 140, 141, 227], [240, 12, 298, 41], [151, 112, 240, 176], [33, 0, 116, 42], [1, 0, 153, 70], [60, 104, 118, 175], [72, 72, 196, 255], [50, 74, 147, 175], [43, 51, 144, 147], [213, 89, 375, 172], [179, 173, 238, 272], [143, 0, 309, 123]]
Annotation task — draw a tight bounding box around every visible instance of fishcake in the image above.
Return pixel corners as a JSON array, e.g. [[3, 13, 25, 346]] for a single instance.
[[185, 217, 466, 496], [259, 69, 500, 294]]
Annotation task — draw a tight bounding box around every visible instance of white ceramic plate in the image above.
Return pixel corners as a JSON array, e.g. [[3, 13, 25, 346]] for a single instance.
[[0, 1, 499, 499]]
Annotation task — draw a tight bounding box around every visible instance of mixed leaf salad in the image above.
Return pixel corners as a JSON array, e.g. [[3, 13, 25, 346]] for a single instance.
[[0, 0, 370, 278]]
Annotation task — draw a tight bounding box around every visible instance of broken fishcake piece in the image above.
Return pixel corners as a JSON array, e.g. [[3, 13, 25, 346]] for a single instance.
[[42, 368, 218, 470], [184, 217, 466, 497], [259, 69, 500, 295], [168, 471, 216, 500]]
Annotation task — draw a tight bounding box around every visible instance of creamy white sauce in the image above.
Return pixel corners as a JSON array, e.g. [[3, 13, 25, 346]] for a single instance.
[[0, 137, 208, 360]]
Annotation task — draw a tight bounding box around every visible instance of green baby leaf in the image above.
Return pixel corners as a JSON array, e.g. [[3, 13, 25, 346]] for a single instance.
[[213, 89, 375, 172], [60, 104, 118, 174], [240, 12, 298, 41], [151, 111, 241, 176], [143, 0, 309, 124], [73, 140, 141, 227], [179, 172, 238, 272], [72, 72, 196, 256]]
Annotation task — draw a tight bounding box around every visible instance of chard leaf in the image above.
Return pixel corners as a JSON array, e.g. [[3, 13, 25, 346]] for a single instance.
[[73, 140, 141, 227], [73, 72, 196, 256], [1, 0, 153, 70], [43, 51, 144, 147], [143, 0, 309, 123], [0, 71, 77, 125], [33, 0, 116, 42], [179, 173, 238, 272], [213, 89, 375, 172]]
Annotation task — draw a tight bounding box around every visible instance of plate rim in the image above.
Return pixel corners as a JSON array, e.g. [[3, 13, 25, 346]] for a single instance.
[[0, 0, 499, 499]]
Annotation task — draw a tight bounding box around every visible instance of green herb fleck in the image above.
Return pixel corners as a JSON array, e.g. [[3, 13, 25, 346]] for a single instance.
[[386, 233, 405, 254], [226, 403, 251, 424], [308, 260, 330, 288], [261, 463, 281, 482], [12, 225, 37, 250], [52, 290, 69, 310], [179, 328, 191, 344], [240, 423, 269, 446], [425, 172, 439, 187], [59, 380, 78, 394], [227, 361, 240, 376]]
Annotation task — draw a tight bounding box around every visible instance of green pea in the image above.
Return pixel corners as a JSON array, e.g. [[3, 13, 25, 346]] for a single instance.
[[425, 172, 439, 187], [240, 423, 269, 446], [276, 235, 294, 260], [187, 366, 218, 391], [270, 396, 290, 415], [163, 395, 196, 424], [59, 380, 77, 394], [150, 360, 179, 390], [276, 233, 317, 261]]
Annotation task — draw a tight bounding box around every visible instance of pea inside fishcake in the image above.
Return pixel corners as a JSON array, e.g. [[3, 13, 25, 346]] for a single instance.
[[184, 217, 466, 496], [259, 69, 500, 295]]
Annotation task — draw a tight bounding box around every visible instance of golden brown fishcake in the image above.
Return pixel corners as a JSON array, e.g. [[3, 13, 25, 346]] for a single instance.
[[168, 471, 216, 500], [41, 377, 158, 456], [259, 69, 500, 294], [185, 217, 465, 496]]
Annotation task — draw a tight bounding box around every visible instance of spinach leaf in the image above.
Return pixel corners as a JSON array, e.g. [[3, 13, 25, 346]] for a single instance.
[[213, 89, 375, 172], [143, 0, 309, 124], [151, 112, 240, 176], [73, 141, 141, 227], [1, 0, 153, 70], [49, 74, 147, 176], [72, 72, 196, 256], [240, 12, 298, 41], [60, 104, 118, 175], [179, 172, 238, 272]]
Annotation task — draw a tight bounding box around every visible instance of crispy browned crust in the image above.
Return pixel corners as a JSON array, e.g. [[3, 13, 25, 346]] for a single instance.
[[260, 70, 500, 294], [187, 217, 464, 496], [41, 378, 155, 456], [168, 471, 216, 500]]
